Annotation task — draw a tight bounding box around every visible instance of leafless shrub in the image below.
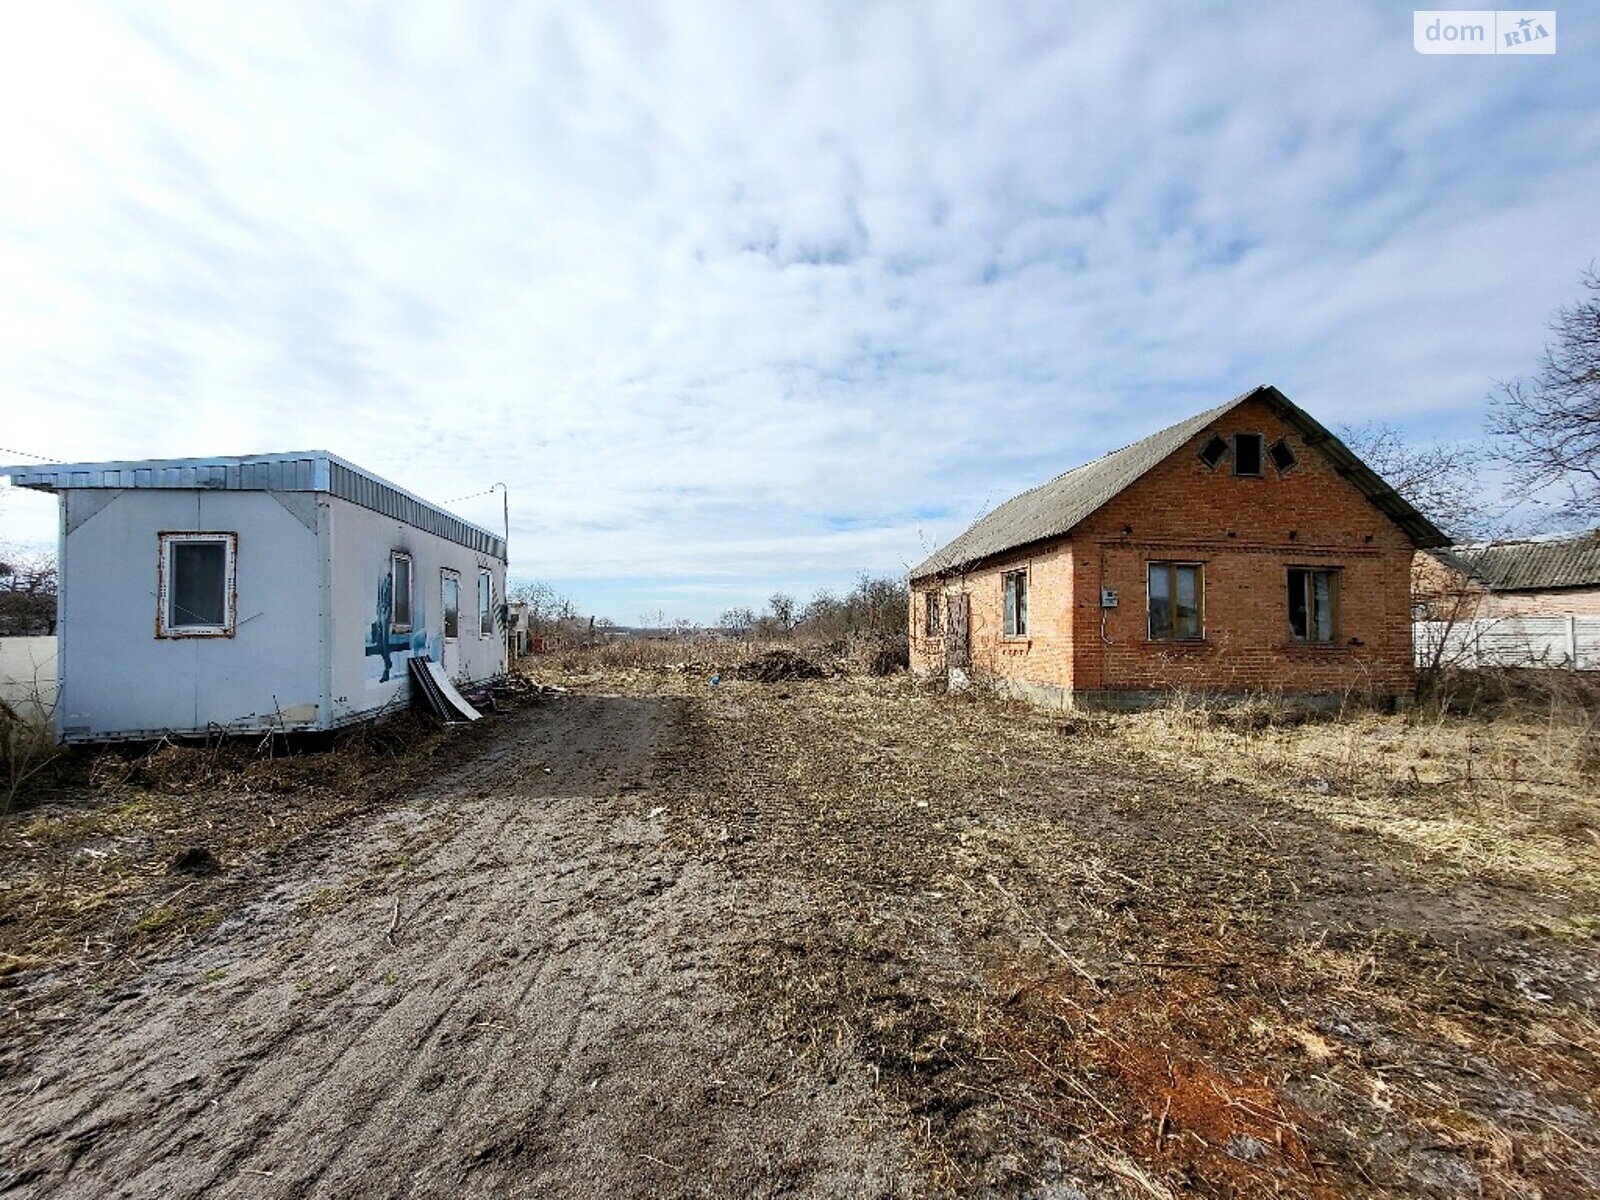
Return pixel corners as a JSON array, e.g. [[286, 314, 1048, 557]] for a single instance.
[[1, 696, 60, 813], [849, 630, 909, 676]]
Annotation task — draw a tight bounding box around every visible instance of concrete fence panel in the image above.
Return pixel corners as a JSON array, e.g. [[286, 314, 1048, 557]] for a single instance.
[[1415, 617, 1600, 671], [0, 636, 59, 726]]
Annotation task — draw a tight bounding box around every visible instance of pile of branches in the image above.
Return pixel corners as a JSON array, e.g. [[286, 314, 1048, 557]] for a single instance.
[[731, 649, 828, 683]]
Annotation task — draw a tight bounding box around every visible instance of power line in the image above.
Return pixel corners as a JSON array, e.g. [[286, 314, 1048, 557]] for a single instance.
[[442, 486, 502, 505], [0, 445, 62, 464]]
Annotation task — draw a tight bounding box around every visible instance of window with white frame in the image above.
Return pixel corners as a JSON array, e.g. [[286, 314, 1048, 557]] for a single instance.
[[441, 570, 460, 640], [390, 552, 413, 633], [157, 532, 237, 638], [478, 569, 493, 638], [1002, 570, 1028, 638]]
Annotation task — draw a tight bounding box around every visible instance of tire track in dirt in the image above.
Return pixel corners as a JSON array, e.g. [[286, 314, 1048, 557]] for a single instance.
[[0, 696, 917, 1200]]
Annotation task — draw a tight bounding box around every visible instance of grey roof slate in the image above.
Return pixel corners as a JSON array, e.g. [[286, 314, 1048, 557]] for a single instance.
[[1431, 531, 1600, 592], [910, 385, 1448, 580]]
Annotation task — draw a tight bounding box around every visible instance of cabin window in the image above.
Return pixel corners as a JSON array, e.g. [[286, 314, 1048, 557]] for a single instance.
[[1268, 437, 1297, 474], [1002, 570, 1028, 638], [442, 570, 460, 640], [924, 592, 942, 637], [1288, 568, 1339, 643], [157, 532, 236, 637], [1198, 434, 1229, 470], [478, 569, 493, 638], [1233, 432, 1264, 477], [1148, 562, 1204, 641], [390, 553, 414, 633]]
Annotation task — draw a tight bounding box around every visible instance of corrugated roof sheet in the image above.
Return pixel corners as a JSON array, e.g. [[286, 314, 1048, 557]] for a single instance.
[[0, 451, 505, 560], [910, 385, 1448, 580], [1432, 531, 1600, 591]]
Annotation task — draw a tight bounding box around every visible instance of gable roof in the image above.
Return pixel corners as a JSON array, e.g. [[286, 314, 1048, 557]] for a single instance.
[[1429, 531, 1600, 592], [911, 385, 1448, 580], [0, 450, 506, 560]]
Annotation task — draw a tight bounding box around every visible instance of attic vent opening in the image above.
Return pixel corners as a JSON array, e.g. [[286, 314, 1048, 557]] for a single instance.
[[1198, 435, 1229, 470], [1233, 432, 1264, 477], [1269, 438, 1297, 474]]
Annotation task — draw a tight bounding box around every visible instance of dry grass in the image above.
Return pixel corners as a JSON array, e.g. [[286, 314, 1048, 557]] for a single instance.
[[534, 648, 1600, 1198], [544, 632, 906, 678], [0, 707, 505, 1039], [1096, 693, 1600, 887]]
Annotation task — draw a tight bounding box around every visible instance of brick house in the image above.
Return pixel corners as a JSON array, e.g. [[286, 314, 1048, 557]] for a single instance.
[[1413, 531, 1600, 620], [909, 385, 1448, 708]]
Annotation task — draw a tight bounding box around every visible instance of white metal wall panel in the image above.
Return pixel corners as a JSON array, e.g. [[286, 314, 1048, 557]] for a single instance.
[[326, 496, 506, 727], [57, 489, 324, 740]]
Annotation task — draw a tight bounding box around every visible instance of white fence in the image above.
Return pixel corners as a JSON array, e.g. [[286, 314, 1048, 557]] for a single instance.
[[0, 636, 58, 726], [1414, 616, 1600, 672]]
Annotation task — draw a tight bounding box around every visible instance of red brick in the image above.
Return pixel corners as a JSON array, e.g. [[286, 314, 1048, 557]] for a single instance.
[[911, 395, 1419, 703]]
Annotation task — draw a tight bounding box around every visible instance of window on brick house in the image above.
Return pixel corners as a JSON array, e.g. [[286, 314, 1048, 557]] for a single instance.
[[1002, 570, 1028, 638], [1148, 562, 1204, 641], [1233, 432, 1264, 476], [1288, 568, 1339, 642], [1198, 434, 1229, 469], [924, 592, 942, 637]]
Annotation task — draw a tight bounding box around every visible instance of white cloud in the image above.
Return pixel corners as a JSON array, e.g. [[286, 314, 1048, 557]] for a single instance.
[[1, 1, 1596, 619]]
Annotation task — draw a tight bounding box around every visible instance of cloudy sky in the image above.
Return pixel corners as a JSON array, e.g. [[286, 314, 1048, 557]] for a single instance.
[[1, 3, 1595, 623]]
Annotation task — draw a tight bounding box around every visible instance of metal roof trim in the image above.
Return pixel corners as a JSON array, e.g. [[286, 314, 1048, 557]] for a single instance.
[[0, 450, 505, 560]]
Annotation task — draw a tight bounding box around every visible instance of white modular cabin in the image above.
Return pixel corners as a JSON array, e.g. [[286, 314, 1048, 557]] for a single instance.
[[2, 452, 508, 742]]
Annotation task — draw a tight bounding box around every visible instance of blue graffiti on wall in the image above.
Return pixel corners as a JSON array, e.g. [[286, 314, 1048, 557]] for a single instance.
[[364, 568, 428, 681]]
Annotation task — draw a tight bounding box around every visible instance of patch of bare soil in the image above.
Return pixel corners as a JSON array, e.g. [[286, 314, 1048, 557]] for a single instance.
[[578, 666, 1599, 1198], [0, 711, 473, 1040], [5, 657, 1597, 1198], [0, 696, 917, 1198]]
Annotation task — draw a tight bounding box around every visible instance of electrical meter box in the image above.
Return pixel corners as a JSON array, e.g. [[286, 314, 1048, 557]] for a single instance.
[[1100, 587, 1119, 609]]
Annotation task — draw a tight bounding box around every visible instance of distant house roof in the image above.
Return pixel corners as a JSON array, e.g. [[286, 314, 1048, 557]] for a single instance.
[[1430, 531, 1600, 592], [0, 451, 506, 560], [910, 385, 1448, 580]]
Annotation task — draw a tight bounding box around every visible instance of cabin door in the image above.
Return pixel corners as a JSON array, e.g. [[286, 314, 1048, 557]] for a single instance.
[[440, 570, 461, 677]]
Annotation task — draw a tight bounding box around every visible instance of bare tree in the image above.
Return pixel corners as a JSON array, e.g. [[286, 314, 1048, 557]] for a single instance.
[[509, 580, 608, 641], [1490, 266, 1600, 521], [1339, 424, 1490, 540], [767, 592, 796, 632], [0, 551, 57, 636], [717, 606, 757, 634]]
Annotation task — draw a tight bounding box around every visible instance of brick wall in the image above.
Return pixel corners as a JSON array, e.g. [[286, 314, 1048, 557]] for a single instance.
[[1410, 552, 1600, 619], [909, 542, 1076, 690], [912, 394, 1420, 700], [1070, 396, 1416, 697], [1482, 587, 1600, 617], [1411, 552, 1487, 621]]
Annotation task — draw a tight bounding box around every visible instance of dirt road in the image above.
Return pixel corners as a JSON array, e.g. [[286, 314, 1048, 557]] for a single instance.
[[0, 696, 914, 1199], [5, 672, 1597, 1199]]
